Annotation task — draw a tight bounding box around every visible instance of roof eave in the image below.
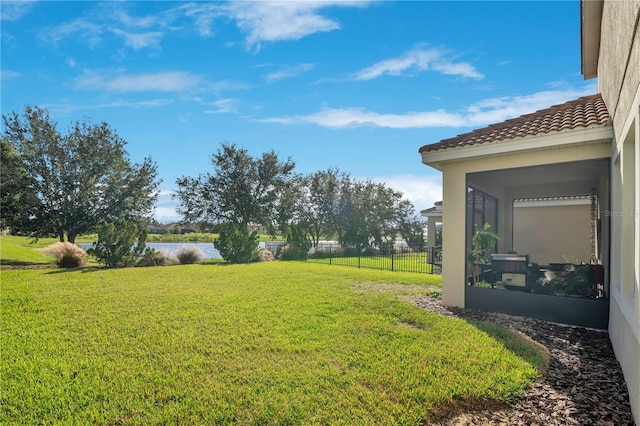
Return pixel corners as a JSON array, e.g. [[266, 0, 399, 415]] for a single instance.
[[581, 0, 603, 80], [421, 124, 613, 167]]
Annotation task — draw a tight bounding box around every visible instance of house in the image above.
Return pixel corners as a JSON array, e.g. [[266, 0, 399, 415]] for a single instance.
[[419, 0, 639, 421], [420, 200, 442, 249]]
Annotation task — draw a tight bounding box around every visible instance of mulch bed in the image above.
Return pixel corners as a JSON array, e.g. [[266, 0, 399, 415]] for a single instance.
[[415, 296, 635, 425]]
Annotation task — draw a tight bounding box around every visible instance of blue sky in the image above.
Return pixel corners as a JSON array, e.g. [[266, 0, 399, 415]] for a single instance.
[[1, 1, 597, 222]]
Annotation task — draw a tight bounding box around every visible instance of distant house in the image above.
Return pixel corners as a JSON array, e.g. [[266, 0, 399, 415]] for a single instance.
[[420, 201, 442, 249], [419, 0, 639, 421]]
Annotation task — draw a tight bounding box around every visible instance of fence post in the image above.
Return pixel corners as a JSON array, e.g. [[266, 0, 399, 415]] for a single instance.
[[358, 244, 361, 269], [329, 244, 332, 265], [430, 247, 438, 274], [391, 246, 395, 272]]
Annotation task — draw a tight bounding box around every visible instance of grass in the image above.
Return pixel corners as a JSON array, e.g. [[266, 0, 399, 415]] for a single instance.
[[0, 235, 59, 266], [1, 258, 547, 425]]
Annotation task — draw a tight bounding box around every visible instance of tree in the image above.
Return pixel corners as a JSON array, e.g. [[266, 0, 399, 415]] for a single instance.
[[88, 220, 148, 267], [0, 138, 38, 231], [2, 106, 160, 242], [174, 143, 296, 232], [334, 178, 417, 249], [297, 168, 343, 248], [213, 223, 260, 264]]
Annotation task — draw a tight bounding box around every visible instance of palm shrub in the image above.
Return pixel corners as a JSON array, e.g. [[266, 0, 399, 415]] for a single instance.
[[214, 223, 259, 264], [174, 246, 205, 264], [467, 223, 500, 286], [88, 221, 147, 268], [40, 242, 88, 268]]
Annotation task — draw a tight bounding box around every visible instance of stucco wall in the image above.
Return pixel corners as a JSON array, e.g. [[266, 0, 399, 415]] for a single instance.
[[597, 1, 640, 421], [610, 298, 640, 422], [598, 0, 640, 140]]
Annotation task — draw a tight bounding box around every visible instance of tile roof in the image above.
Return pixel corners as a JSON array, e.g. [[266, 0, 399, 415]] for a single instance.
[[420, 201, 443, 215], [419, 94, 609, 154]]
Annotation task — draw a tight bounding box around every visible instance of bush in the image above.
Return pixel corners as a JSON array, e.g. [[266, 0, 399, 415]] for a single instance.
[[280, 223, 311, 261], [137, 248, 175, 267], [40, 242, 88, 268], [256, 248, 274, 262], [88, 221, 147, 268], [279, 244, 308, 261], [174, 246, 205, 264], [214, 224, 259, 264]]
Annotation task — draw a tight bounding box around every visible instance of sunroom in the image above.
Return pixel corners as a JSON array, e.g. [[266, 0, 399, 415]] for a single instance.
[[419, 94, 613, 328]]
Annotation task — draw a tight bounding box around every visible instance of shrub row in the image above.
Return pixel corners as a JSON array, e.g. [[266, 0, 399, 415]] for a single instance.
[[40, 243, 208, 269]]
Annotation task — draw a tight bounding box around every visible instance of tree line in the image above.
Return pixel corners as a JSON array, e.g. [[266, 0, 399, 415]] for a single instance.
[[173, 143, 425, 262], [2, 106, 424, 264]]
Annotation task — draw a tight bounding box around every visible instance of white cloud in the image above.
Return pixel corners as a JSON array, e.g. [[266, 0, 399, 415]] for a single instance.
[[353, 46, 483, 81], [0, 70, 20, 80], [261, 85, 598, 130], [74, 70, 204, 93], [154, 189, 181, 222], [40, 99, 173, 116], [204, 99, 238, 114], [40, 4, 174, 50], [260, 107, 465, 128], [265, 63, 315, 82], [41, 17, 103, 48], [112, 29, 163, 50], [1, 1, 35, 21], [464, 85, 598, 126], [366, 174, 443, 213], [175, 3, 221, 37], [99, 99, 173, 108], [37, 1, 368, 53], [109, 7, 163, 30], [153, 205, 181, 223], [220, 1, 369, 49]]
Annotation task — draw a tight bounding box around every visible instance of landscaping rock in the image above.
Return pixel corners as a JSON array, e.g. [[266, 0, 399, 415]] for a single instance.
[[415, 296, 635, 425]]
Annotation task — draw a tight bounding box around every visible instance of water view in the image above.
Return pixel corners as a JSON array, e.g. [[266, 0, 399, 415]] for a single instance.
[[79, 242, 222, 259]]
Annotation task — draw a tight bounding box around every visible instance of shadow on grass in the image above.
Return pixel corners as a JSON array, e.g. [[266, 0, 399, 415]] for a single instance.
[[425, 319, 550, 424], [41, 261, 230, 274], [1, 259, 45, 266], [471, 320, 551, 376], [0, 259, 55, 269], [44, 267, 107, 274]]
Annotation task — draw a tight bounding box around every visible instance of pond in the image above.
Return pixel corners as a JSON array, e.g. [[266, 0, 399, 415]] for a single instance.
[[78, 241, 285, 260], [79, 242, 222, 259]]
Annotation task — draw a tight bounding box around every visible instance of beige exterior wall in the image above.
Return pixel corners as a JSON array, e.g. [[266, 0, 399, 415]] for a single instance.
[[597, 0, 640, 140], [597, 1, 640, 420], [610, 296, 640, 422], [513, 202, 592, 265], [437, 141, 611, 308]]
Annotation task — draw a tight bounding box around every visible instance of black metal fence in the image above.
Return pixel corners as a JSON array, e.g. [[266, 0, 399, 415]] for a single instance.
[[305, 244, 442, 274]]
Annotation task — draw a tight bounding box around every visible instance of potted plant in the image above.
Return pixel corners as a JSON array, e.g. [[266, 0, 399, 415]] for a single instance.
[[467, 223, 500, 287]]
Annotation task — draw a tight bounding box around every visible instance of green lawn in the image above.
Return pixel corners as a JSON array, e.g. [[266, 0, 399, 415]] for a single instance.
[[307, 253, 439, 274], [0, 260, 547, 425], [0, 235, 59, 266]]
